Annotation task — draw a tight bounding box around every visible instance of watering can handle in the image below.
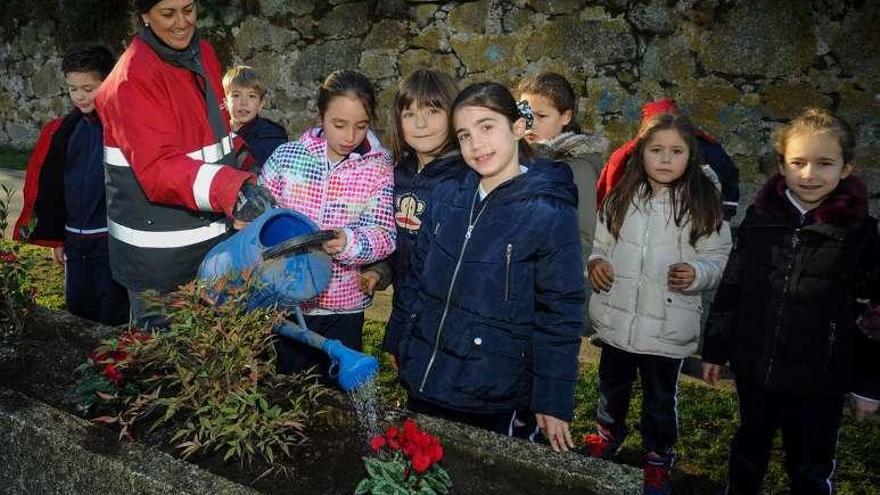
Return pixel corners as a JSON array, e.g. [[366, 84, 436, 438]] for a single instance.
[[262, 230, 337, 261]]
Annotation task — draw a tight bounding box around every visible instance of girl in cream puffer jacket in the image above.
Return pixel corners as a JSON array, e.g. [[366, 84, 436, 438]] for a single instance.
[[589, 185, 731, 358], [581, 112, 731, 492]]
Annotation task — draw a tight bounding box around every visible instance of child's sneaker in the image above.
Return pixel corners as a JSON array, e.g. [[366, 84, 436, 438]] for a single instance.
[[581, 423, 621, 459], [642, 451, 673, 495]]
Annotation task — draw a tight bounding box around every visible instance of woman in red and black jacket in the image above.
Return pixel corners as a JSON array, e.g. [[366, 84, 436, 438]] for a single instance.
[[94, 0, 273, 328]]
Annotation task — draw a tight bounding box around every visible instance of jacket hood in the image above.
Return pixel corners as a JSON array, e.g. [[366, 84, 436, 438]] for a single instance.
[[460, 158, 578, 207], [755, 173, 869, 226], [532, 132, 597, 161], [300, 127, 388, 162]]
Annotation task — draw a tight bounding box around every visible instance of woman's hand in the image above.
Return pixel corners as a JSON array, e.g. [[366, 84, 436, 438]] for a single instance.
[[359, 270, 381, 295], [535, 413, 575, 452], [702, 362, 722, 386], [667, 262, 696, 291], [51, 246, 64, 267], [322, 229, 347, 256], [587, 258, 615, 292]]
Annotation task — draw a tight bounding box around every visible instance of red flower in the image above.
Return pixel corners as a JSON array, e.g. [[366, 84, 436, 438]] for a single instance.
[[427, 442, 443, 464], [411, 453, 431, 474], [385, 426, 401, 450], [369, 435, 387, 453], [0, 251, 16, 263], [102, 363, 124, 385], [402, 418, 419, 437]]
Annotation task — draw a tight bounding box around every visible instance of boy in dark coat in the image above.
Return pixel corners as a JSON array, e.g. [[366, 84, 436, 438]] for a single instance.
[[223, 66, 288, 174], [15, 44, 129, 326]]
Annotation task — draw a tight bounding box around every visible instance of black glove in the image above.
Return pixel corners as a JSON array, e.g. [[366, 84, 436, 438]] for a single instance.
[[232, 182, 276, 222]]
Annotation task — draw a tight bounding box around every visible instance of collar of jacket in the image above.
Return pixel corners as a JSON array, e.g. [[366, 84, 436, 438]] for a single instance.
[[399, 149, 463, 177], [453, 158, 578, 207], [303, 127, 386, 162], [755, 174, 869, 227]]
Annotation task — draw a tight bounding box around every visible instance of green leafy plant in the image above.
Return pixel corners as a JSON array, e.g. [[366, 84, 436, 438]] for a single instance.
[[82, 274, 330, 477], [0, 183, 36, 341], [75, 328, 151, 416], [357, 418, 452, 495]]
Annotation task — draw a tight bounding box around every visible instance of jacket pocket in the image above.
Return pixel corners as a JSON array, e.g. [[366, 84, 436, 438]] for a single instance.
[[589, 288, 613, 331], [453, 323, 528, 402], [660, 292, 702, 345]]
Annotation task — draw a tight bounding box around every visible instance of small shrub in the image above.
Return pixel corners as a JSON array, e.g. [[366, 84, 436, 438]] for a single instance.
[[78, 274, 330, 477], [0, 183, 36, 342], [357, 418, 452, 495], [75, 328, 152, 416]]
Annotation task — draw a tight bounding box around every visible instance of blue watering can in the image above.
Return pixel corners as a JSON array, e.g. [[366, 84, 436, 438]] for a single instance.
[[197, 208, 379, 391]]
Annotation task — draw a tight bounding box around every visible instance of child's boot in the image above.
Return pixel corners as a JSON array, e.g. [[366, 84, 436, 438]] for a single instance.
[[581, 423, 622, 459], [642, 451, 673, 495]]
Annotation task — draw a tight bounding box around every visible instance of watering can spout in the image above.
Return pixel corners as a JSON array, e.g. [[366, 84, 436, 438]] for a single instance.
[[322, 339, 380, 392]]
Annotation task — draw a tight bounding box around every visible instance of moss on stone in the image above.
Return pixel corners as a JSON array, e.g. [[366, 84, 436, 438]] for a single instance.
[[759, 82, 831, 120], [447, 0, 490, 35]]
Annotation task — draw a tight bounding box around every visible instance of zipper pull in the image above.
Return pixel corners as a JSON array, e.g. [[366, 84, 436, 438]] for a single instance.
[[465, 225, 474, 240], [434, 221, 441, 235]]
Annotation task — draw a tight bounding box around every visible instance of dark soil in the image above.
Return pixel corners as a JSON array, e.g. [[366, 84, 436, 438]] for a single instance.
[[0, 319, 595, 495]]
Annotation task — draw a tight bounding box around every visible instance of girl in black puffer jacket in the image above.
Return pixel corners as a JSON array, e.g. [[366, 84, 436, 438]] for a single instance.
[[702, 108, 880, 495]]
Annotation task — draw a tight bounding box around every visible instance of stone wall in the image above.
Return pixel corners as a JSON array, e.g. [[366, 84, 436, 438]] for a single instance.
[[1, 1, 878, 214]]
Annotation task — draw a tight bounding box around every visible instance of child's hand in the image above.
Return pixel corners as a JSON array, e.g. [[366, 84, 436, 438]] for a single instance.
[[587, 259, 615, 292], [535, 413, 574, 452], [359, 270, 381, 295], [321, 229, 347, 256], [702, 362, 722, 386], [667, 263, 696, 291], [850, 395, 880, 422], [51, 246, 64, 267]]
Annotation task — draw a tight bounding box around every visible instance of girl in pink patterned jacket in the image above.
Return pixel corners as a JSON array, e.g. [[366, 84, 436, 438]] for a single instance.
[[260, 70, 395, 377]]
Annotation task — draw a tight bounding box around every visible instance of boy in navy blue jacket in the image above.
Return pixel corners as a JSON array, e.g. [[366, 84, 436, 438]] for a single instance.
[[222, 66, 288, 174], [15, 44, 129, 326]]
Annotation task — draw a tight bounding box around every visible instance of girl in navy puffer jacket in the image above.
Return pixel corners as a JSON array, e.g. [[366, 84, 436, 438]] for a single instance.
[[358, 69, 466, 358], [397, 82, 585, 453]]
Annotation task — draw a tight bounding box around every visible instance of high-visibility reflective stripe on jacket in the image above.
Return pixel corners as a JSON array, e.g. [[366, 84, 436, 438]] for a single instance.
[[95, 37, 253, 292]]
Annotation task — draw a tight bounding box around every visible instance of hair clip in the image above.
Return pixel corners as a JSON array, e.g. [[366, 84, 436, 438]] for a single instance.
[[517, 100, 535, 130]]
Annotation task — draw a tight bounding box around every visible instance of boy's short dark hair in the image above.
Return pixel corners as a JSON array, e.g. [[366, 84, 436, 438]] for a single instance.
[[222, 66, 267, 99], [61, 44, 115, 80]]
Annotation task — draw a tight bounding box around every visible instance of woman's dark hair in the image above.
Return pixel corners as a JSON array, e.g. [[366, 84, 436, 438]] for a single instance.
[[450, 82, 532, 158], [61, 44, 116, 80], [600, 112, 723, 246], [773, 107, 856, 165], [389, 69, 459, 163], [515, 72, 581, 134], [317, 70, 377, 121]]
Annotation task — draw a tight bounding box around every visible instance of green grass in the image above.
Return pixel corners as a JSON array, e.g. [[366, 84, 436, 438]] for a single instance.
[[362, 322, 880, 494], [19, 244, 65, 310], [0, 146, 30, 170]]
